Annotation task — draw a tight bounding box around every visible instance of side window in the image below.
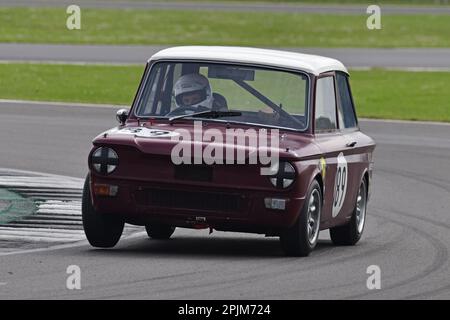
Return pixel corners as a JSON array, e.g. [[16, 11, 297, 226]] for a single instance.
[[315, 76, 337, 132], [336, 73, 357, 129]]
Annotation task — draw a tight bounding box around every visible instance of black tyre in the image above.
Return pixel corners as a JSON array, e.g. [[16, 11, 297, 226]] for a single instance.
[[82, 175, 124, 248], [145, 224, 175, 240], [280, 180, 322, 257], [330, 177, 367, 246]]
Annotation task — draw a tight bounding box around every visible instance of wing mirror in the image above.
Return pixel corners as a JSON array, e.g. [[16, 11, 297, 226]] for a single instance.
[[116, 108, 129, 125]]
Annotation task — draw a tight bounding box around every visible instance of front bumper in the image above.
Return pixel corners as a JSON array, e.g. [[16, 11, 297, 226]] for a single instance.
[[90, 176, 306, 233]]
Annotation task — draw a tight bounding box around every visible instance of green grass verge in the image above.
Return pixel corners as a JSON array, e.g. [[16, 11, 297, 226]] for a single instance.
[[174, 0, 450, 6], [1, 7, 450, 47], [351, 69, 450, 122], [0, 63, 449, 122], [0, 63, 144, 105], [187, 0, 450, 4]]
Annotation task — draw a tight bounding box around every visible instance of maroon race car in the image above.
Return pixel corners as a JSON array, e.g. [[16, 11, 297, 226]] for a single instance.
[[82, 46, 376, 256]]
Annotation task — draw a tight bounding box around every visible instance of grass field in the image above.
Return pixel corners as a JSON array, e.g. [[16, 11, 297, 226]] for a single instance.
[[350, 69, 450, 122], [190, 0, 450, 4], [0, 63, 449, 122], [0, 63, 144, 105], [1, 8, 450, 47]]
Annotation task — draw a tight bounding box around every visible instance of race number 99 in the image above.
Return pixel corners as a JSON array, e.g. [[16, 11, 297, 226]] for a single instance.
[[332, 152, 348, 218]]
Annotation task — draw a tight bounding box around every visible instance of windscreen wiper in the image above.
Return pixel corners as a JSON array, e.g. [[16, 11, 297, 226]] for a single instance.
[[169, 110, 242, 123]]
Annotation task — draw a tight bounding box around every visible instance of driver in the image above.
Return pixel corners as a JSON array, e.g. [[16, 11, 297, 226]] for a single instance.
[[173, 73, 213, 111]]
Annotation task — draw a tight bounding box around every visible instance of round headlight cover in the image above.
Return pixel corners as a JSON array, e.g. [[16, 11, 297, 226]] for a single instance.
[[91, 147, 118, 174], [269, 162, 296, 188]]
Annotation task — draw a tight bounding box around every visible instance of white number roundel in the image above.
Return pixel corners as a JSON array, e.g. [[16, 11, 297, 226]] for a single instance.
[[332, 153, 348, 218]]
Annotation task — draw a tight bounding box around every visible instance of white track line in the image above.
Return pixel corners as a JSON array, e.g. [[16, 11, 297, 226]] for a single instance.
[[0, 234, 81, 241], [0, 227, 85, 234]]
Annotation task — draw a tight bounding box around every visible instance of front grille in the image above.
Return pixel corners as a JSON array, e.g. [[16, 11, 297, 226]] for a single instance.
[[137, 188, 240, 213]]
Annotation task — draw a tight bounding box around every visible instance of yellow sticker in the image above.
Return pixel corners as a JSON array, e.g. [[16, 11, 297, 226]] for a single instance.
[[319, 157, 326, 179]]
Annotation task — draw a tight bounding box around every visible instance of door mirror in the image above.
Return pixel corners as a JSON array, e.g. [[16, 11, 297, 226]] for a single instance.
[[116, 108, 128, 125]]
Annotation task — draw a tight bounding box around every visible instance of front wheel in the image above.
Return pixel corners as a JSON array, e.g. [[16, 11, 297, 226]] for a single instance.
[[330, 177, 367, 246], [145, 224, 175, 240], [280, 180, 322, 257], [82, 175, 124, 248]]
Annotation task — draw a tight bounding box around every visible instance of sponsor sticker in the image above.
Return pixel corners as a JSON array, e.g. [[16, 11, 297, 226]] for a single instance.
[[332, 152, 348, 218], [319, 157, 326, 179], [111, 127, 180, 138]]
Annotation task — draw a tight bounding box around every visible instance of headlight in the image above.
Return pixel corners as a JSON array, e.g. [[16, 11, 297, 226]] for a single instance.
[[269, 162, 296, 188], [91, 147, 118, 175]]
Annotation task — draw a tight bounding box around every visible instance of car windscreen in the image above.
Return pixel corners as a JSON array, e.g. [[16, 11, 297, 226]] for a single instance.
[[134, 61, 310, 130]]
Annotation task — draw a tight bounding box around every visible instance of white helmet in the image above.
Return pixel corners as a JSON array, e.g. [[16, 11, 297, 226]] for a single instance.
[[173, 73, 213, 109]]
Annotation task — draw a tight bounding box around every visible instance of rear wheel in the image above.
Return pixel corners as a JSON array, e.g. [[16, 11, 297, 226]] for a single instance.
[[330, 177, 367, 245], [145, 224, 175, 240], [280, 180, 322, 257], [82, 176, 124, 248]]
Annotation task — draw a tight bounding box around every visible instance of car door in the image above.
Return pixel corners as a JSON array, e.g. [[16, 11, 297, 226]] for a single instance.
[[313, 73, 350, 224], [333, 71, 372, 223]]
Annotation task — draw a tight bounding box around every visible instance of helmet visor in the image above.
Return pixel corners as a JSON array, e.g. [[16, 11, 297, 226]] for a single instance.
[[175, 89, 207, 107]]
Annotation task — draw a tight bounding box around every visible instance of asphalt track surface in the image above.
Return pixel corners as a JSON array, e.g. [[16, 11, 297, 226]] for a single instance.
[[0, 101, 449, 299], [1, 0, 450, 14], [2, 44, 450, 70]]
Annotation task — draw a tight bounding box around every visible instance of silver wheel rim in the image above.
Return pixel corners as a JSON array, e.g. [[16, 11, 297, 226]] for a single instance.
[[307, 189, 321, 245], [356, 182, 367, 234]]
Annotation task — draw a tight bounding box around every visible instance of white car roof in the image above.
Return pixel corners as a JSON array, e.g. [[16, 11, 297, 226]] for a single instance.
[[149, 46, 348, 76]]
